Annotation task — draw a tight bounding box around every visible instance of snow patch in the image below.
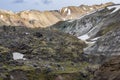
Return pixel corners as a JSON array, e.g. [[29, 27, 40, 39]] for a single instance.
[[83, 7, 87, 10], [107, 5, 120, 13], [78, 35, 96, 45], [13, 52, 26, 60], [67, 9, 71, 15], [63, 8, 71, 15], [78, 35, 100, 45], [86, 37, 100, 45], [25, 32, 30, 35], [78, 34, 90, 40], [67, 19, 74, 22], [0, 15, 3, 19], [90, 7, 93, 10], [86, 41, 96, 44], [64, 8, 68, 13], [91, 37, 100, 41]]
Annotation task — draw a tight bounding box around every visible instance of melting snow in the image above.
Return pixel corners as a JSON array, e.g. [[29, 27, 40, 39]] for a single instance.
[[78, 35, 96, 45], [107, 5, 120, 13], [67, 20, 74, 22], [78, 35, 100, 45], [86, 41, 96, 44], [78, 34, 90, 40], [83, 7, 87, 10], [91, 37, 100, 41], [63, 8, 71, 15], [90, 7, 93, 10], [67, 9, 71, 15], [0, 15, 3, 19], [25, 32, 30, 35], [64, 8, 68, 13], [13, 52, 26, 60]]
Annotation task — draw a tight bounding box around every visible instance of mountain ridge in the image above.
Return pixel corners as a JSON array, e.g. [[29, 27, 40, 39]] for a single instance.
[[0, 2, 113, 28]]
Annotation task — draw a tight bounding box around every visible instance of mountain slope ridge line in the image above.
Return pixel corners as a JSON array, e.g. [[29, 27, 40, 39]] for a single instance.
[[0, 2, 113, 28]]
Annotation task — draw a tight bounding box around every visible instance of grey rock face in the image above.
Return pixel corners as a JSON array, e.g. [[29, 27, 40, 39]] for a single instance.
[[52, 4, 120, 39], [84, 23, 120, 56], [52, 4, 120, 64], [52, 7, 111, 37]]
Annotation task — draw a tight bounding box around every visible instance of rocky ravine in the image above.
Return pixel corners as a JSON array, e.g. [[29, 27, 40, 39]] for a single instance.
[[0, 2, 113, 28]]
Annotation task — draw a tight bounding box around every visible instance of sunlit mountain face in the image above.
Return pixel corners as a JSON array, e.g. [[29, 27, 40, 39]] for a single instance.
[[0, 2, 113, 28], [0, 0, 119, 11], [0, 1, 120, 80]]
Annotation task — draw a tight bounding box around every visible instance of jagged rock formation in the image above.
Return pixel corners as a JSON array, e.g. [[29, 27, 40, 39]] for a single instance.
[[0, 2, 113, 28]]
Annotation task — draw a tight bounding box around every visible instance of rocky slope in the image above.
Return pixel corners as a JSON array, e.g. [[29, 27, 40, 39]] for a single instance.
[[92, 56, 120, 80], [52, 3, 120, 64], [52, 8, 109, 37], [0, 2, 113, 28], [83, 4, 120, 64], [0, 26, 86, 62], [52, 4, 120, 80], [60, 2, 113, 20], [0, 2, 120, 80], [0, 26, 94, 80], [51, 4, 120, 80], [52, 4, 120, 38]]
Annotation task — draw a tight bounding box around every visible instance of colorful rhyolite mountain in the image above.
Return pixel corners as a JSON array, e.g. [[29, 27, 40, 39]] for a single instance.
[[0, 2, 113, 28]]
